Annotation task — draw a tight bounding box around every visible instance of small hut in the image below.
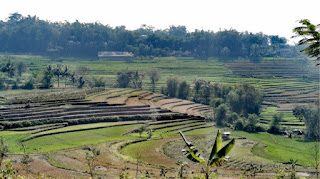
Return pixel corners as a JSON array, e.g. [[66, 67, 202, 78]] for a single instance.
[[222, 132, 231, 141], [98, 51, 134, 60]]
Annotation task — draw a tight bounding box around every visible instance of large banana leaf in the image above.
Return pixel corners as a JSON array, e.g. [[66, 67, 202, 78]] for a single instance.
[[208, 130, 222, 162], [209, 139, 235, 166], [179, 131, 206, 164]]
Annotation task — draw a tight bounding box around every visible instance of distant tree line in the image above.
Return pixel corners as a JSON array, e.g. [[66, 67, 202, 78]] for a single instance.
[[0, 13, 299, 58]]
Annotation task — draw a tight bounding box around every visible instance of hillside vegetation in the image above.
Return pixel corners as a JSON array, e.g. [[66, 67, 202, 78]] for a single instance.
[[0, 55, 319, 178]]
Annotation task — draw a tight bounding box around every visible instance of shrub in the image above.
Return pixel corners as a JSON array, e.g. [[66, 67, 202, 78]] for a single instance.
[[243, 123, 256, 133], [234, 119, 244, 130], [11, 81, 19, 90], [210, 98, 224, 108], [228, 112, 239, 124], [243, 114, 259, 133], [267, 113, 283, 134], [2, 119, 65, 129], [22, 78, 35, 89], [91, 76, 106, 87], [117, 71, 131, 88]]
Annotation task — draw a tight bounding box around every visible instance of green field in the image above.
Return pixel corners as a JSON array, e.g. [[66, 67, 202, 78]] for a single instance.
[[0, 54, 319, 177], [123, 125, 318, 169], [1, 124, 142, 153]]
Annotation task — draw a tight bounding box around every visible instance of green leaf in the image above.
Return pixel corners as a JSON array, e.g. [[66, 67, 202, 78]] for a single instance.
[[209, 139, 235, 166], [179, 131, 206, 164], [208, 130, 222, 161]]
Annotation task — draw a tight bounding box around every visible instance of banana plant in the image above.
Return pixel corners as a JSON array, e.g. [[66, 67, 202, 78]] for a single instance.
[[179, 130, 235, 179]]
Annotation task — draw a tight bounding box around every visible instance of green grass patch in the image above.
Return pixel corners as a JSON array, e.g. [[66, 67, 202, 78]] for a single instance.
[[19, 124, 142, 153], [232, 131, 317, 166], [0, 131, 30, 153], [32, 121, 138, 136]]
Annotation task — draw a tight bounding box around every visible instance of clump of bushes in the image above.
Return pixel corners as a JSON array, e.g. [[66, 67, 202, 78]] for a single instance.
[[213, 104, 265, 133], [1, 119, 65, 129], [21, 78, 35, 89], [267, 113, 285, 134]]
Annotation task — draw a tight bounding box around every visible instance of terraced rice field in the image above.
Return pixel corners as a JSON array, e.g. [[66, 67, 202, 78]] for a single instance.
[[0, 88, 215, 177], [0, 87, 317, 178], [226, 58, 319, 108], [122, 126, 316, 177], [0, 56, 319, 178], [0, 88, 207, 150]]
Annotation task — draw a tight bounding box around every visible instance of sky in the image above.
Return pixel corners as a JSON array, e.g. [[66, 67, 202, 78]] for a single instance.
[[0, 0, 319, 44]]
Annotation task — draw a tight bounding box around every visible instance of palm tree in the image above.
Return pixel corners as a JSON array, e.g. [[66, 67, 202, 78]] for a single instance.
[[293, 19, 320, 65], [149, 70, 160, 92], [62, 65, 70, 88], [179, 130, 235, 179], [54, 64, 63, 88], [41, 65, 54, 89], [1, 60, 15, 78]]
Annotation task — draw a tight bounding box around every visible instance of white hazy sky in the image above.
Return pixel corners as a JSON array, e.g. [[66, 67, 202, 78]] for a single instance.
[[0, 0, 319, 43]]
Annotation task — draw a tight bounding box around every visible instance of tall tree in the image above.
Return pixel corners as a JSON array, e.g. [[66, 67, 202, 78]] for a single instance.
[[200, 81, 211, 105], [166, 76, 179, 98], [41, 65, 54, 89], [69, 72, 77, 88], [293, 104, 320, 140], [62, 65, 70, 88], [178, 81, 190, 99], [54, 64, 63, 88], [293, 19, 320, 65], [1, 60, 15, 78], [193, 79, 205, 103], [131, 70, 144, 89], [148, 70, 160, 92], [214, 104, 229, 126]]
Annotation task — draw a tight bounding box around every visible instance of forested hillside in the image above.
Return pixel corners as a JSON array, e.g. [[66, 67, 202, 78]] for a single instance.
[[0, 13, 299, 58]]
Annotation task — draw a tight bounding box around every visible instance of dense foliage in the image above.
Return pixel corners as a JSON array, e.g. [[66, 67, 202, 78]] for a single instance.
[[161, 77, 264, 132], [0, 13, 297, 58], [293, 104, 320, 140]]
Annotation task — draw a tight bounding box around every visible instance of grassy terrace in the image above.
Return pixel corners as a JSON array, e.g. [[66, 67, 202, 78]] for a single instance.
[[0, 124, 143, 153], [0, 111, 317, 171], [259, 107, 304, 128], [28, 121, 139, 137], [22, 124, 143, 153], [232, 131, 318, 167], [123, 124, 318, 170]]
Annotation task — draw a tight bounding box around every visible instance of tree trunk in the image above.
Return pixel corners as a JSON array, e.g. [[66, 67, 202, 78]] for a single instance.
[[57, 76, 60, 88]]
